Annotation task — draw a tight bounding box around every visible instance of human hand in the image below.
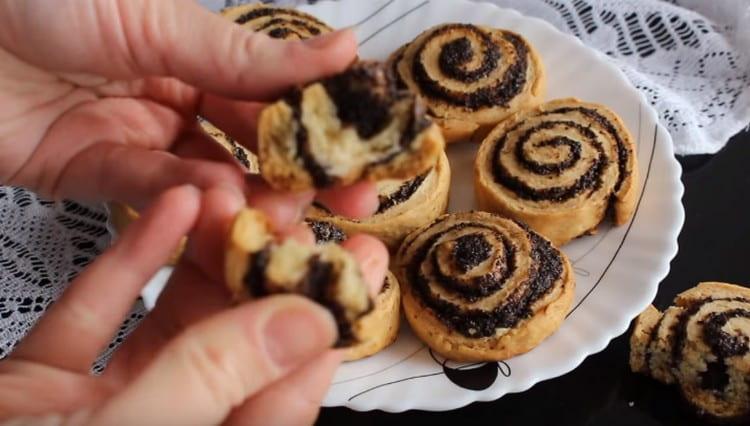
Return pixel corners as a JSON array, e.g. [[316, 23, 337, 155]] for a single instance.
[[0, 185, 388, 425], [0, 0, 376, 217]]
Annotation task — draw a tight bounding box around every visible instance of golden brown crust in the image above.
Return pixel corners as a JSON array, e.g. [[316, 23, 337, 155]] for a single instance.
[[306, 150, 451, 252], [392, 23, 546, 143], [395, 211, 574, 361], [475, 98, 639, 246], [345, 271, 401, 361], [258, 62, 445, 191]]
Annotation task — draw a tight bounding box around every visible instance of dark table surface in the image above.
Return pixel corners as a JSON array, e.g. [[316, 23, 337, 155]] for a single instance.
[[318, 129, 750, 426]]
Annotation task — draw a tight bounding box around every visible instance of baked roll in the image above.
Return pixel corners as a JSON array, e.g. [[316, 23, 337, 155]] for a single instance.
[[395, 211, 574, 361], [631, 282, 750, 422], [345, 271, 401, 361], [226, 209, 373, 346], [221, 3, 332, 40], [305, 216, 400, 360], [474, 98, 638, 246], [306, 150, 451, 252], [258, 61, 445, 191], [391, 23, 545, 143]]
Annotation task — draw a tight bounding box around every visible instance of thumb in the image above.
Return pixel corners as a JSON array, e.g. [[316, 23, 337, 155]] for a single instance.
[[1, 0, 357, 99], [89, 295, 337, 425]]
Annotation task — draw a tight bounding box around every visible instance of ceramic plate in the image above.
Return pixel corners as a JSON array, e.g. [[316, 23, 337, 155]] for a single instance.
[[137, 0, 684, 413]]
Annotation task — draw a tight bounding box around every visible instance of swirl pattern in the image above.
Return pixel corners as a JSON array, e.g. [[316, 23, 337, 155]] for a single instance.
[[396, 212, 574, 361], [391, 23, 545, 142], [631, 282, 750, 421], [221, 3, 332, 40], [306, 151, 451, 251], [475, 98, 638, 246]]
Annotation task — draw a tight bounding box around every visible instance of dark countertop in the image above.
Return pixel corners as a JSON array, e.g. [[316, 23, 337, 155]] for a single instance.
[[318, 129, 750, 426]]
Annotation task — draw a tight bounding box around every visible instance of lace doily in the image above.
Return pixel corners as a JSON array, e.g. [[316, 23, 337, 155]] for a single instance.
[[1, 0, 749, 368]]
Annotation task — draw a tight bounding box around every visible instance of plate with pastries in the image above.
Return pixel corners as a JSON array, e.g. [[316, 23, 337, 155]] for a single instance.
[[108, 0, 685, 413]]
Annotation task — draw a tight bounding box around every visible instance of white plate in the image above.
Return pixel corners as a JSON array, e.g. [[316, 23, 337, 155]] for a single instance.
[[139, 0, 684, 413]]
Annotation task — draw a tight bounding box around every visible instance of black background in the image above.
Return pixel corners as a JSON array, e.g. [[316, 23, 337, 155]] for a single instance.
[[318, 129, 750, 426]]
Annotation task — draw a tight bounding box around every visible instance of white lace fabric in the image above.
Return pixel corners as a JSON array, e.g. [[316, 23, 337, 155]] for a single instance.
[[1, 0, 748, 367]]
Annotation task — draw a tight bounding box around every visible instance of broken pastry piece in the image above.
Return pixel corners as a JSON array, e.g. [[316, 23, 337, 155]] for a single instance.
[[226, 209, 373, 346], [258, 61, 446, 191], [630, 282, 750, 422]]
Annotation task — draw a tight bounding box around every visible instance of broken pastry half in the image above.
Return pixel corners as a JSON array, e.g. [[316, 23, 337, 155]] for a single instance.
[[301, 222, 402, 360], [630, 282, 750, 422], [258, 61, 446, 191], [226, 209, 373, 346]]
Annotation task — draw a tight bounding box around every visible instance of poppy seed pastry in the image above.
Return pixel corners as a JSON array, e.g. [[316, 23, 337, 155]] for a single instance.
[[226, 209, 373, 346], [390, 23, 545, 143], [395, 211, 574, 361], [220, 3, 332, 40], [258, 61, 446, 191], [630, 282, 750, 422], [474, 98, 638, 246], [345, 271, 402, 361], [306, 150, 451, 252]]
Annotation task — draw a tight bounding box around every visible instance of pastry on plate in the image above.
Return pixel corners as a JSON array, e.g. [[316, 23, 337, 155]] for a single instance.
[[306, 150, 450, 252], [474, 98, 638, 246], [258, 61, 445, 191], [630, 282, 750, 422], [395, 211, 574, 361], [221, 2, 332, 40], [345, 271, 401, 361], [226, 209, 373, 346], [305, 216, 400, 360], [390, 23, 545, 143]]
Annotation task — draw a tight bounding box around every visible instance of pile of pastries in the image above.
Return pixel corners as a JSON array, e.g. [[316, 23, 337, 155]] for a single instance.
[[110, 4, 750, 421], [208, 2, 638, 363]]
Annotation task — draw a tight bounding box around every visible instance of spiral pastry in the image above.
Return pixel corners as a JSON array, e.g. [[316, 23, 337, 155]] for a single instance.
[[395, 211, 574, 361], [226, 209, 373, 347], [474, 98, 638, 246], [258, 61, 445, 191], [306, 150, 450, 252], [390, 23, 545, 143], [305, 216, 399, 360], [221, 3, 332, 40], [631, 282, 750, 422], [345, 271, 402, 361]]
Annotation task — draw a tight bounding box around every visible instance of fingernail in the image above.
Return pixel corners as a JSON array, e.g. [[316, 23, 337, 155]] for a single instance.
[[264, 303, 337, 368], [305, 29, 351, 49]]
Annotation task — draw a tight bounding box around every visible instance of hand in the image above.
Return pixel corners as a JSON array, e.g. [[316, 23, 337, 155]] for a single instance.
[[0, 185, 389, 425], [0, 0, 376, 217]]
